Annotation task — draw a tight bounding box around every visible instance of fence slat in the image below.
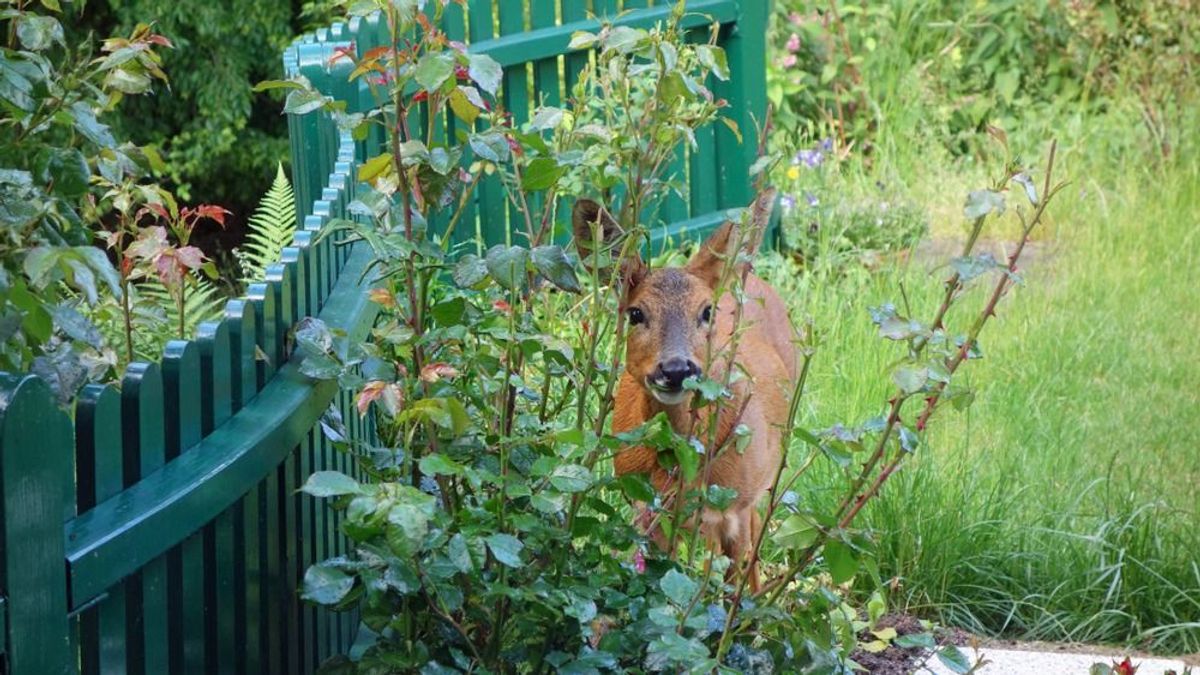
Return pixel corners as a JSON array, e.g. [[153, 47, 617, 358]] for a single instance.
[[162, 341, 209, 674], [0, 375, 73, 675], [75, 384, 127, 674], [120, 363, 170, 675], [468, 0, 509, 247], [561, 1, 589, 95]]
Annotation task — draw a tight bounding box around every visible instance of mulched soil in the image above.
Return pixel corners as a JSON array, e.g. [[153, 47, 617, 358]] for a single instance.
[[850, 613, 971, 675]]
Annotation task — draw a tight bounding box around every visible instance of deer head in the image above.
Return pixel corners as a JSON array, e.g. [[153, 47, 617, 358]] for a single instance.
[[573, 190, 776, 406]]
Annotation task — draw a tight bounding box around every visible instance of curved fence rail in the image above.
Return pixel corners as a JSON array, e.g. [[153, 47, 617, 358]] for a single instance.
[[0, 1, 766, 673], [1, 128, 374, 674]]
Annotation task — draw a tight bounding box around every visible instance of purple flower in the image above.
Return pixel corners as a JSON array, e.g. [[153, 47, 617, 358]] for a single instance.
[[780, 194, 797, 210], [819, 137, 833, 153], [795, 148, 824, 168], [804, 191, 819, 207]]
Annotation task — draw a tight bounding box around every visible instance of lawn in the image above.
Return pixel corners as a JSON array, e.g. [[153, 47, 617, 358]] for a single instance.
[[758, 87, 1200, 654]]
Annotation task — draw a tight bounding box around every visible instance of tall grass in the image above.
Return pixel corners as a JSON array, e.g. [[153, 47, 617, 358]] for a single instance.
[[761, 61, 1200, 655]]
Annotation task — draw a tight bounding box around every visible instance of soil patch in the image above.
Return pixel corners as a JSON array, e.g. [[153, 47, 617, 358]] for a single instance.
[[850, 613, 970, 675]]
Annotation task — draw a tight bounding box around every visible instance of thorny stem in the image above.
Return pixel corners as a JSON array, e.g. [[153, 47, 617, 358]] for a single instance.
[[761, 140, 1061, 599]]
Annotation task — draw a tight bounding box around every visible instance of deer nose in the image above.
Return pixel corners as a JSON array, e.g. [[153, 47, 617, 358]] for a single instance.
[[654, 357, 701, 390]]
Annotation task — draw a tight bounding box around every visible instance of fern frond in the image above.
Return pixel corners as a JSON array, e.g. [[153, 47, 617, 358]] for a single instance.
[[139, 278, 227, 339], [237, 163, 297, 283]]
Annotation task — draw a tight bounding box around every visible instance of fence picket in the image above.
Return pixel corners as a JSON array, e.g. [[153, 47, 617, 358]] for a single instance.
[[120, 363, 171, 675], [75, 384, 127, 674], [161, 341, 208, 674]]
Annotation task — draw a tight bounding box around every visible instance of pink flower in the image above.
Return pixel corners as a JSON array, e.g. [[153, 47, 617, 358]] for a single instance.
[[789, 11, 804, 26], [633, 549, 646, 574], [782, 54, 797, 68], [786, 33, 800, 52]]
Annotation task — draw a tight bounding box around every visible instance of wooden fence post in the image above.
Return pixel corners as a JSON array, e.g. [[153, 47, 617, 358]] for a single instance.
[[0, 374, 74, 674]]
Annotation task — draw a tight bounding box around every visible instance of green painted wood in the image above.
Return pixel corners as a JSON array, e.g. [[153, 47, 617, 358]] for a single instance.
[[64, 244, 379, 617], [260, 264, 305, 673], [471, 2, 736, 66], [530, 0, 561, 107], [499, 5, 532, 240], [594, 0, 620, 20], [561, 1, 589, 95], [196, 320, 238, 675], [227, 300, 268, 674], [441, 4, 479, 250], [121, 362, 170, 675], [162, 340, 209, 674], [0, 374, 74, 675], [300, 430, 318, 671], [712, 0, 767, 215], [75, 384, 127, 674], [468, 0, 509, 248]]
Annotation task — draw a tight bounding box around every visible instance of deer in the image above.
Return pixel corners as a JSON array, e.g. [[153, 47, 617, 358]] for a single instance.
[[573, 189, 797, 591]]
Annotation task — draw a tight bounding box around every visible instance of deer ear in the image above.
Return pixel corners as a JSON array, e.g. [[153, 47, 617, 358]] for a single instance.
[[686, 221, 736, 289], [572, 198, 647, 291], [686, 187, 777, 288]]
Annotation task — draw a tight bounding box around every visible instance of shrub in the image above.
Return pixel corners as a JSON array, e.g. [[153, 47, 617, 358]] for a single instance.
[[281, 3, 1063, 672], [0, 5, 174, 400]]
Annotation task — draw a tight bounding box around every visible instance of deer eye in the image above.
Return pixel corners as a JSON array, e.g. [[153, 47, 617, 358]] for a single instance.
[[627, 307, 645, 326], [699, 304, 712, 324]]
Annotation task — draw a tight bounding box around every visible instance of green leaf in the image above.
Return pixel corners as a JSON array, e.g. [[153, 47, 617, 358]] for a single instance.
[[283, 88, 330, 115], [485, 533, 524, 567], [531, 245, 580, 293], [469, 131, 510, 163], [484, 245, 529, 291], [301, 563, 355, 605], [36, 148, 90, 199], [963, 189, 1006, 220], [415, 53, 456, 93], [658, 71, 689, 104], [528, 106, 564, 132], [448, 533, 473, 573], [453, 254, 488, 288], [951, 253, 999, 282], [301, 471, 363, 498], [418, 453, 464, 476], [16, 14, 64, 51], [704, 485, 738, 511], [1013, 172, 1039, 205], [448, 87, 481, 124], [644, 633, 709, 671], [824, 540, 858, 584], [878, 315, 925, 341], [358, 153, 394, 183], [604, 26, 645, 54], [252, 78, 307, 92], [549, 463, 593, 493], [659, 569, 698, 607], [893, 366, 928, 394], [568, 31, 598, 50], [673, 436, 703, 483], [69, 102, 116, 148], [617, 474, 656, 503], [894, 632, 936, 649], [387, 503, 431, 557], [695, 45, 730, 80], [776, 514, 817, 549], [521, 157, 565, 192], [467, 53, 502, 96], [936, 645, 972, 674]]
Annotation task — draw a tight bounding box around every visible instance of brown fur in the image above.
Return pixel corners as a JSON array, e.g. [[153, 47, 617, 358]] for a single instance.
[[573, 190, 797, 591]]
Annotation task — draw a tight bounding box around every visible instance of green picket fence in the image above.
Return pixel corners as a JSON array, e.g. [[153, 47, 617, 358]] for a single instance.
[[0, 2, 767, 673], [0, 126, 373, 674], [289, 0, 770, 252]]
